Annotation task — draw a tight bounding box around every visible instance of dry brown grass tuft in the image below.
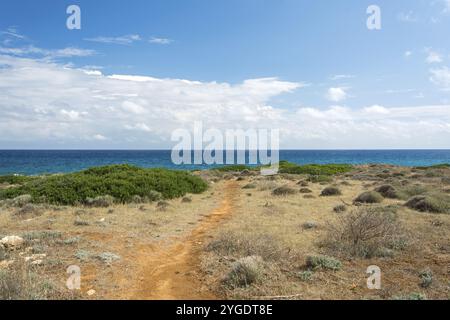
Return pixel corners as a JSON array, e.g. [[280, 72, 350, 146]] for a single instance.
[[322, 207, 408, 258]]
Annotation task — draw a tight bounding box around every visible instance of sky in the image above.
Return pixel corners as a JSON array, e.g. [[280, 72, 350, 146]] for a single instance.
[[0, 0, 450, 149]]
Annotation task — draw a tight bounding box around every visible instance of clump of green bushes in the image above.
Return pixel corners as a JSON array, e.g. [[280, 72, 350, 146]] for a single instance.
[[278, 161, 353, 175], [0, 165, 208, 206]]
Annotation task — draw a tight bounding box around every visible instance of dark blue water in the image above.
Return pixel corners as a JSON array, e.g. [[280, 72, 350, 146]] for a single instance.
[[0, 150, 449, 175]]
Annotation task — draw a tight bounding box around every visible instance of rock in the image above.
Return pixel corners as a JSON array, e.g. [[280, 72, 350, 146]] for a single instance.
[[1, 236, 24, 250], [87, 289, 96, 296]]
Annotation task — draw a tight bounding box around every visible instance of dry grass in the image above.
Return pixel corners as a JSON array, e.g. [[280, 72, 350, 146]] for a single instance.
[[1, 165, 450, 300]]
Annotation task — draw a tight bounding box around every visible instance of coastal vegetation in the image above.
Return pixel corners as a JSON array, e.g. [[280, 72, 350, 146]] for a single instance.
[[0, 164, 208, 206]]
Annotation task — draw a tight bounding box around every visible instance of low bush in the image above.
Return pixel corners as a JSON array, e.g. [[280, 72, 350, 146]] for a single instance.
[[0, 165, 207, 206], [375, 185, 398, 199], [405, 194, 450, 214], [307, 175, 333, 184], [0, 175, 38, 185], [419, 269, 433, 288], [305, 255, 342, 271], [272, 186, 297, 196], [0, 261, 73, 300], [223, 256, 264, 288], [299, 188, 312, 194], [206, 233, 289, 262], [333, 204, 347, 213], [320, 186, 342, 197], [354, 191, 383, 204], [323, 207, 407, 258], [84, 195, 114, 208], [278, 161, 353, 176], [215, 165, 254, 172]]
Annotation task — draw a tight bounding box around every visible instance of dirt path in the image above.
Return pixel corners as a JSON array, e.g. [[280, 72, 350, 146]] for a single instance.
[[118, 180, 238, 300]]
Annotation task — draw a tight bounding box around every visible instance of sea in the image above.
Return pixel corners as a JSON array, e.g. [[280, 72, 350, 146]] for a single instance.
[[0, 150, 450, 175]]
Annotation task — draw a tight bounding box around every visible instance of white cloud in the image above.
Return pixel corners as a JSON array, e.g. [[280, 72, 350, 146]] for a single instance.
[[84, 34, 173, 46], [84, 34, 142, 45], [149, 37, 173, 45], [0, 45, 95, 58], [404, 51, 412, 58], [92, 134, 107, 141], [442, 0, 450, 13], [329, 74, 355, 81], [425, 48, 443, 64], [430, 66, 450, 90], [398, 11, 418, 23], [1, 53, 450, 149], [326, 87, 348, 102]]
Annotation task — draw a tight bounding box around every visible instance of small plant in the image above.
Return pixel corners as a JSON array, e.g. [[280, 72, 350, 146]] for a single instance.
[[306, 255, 342, 271], [299, 188, 312, 194], [181, 197, 192, 203], [302, 222, 318, 230], [74, 219, 90, 226], [85, 195, 115, 208], [419, 269, 433, 288], [223, 256, 264, 288], [97, 252, 121, 264], [242, 183, 257, 189], [333, 204, 347, 213], [354, 191, 383, 204], [321, 186, 342, 197], [392, 292, 427, 300], [74, 250, 91, 261], [272, 186, 297, 196], [297, 270, 314, 281]]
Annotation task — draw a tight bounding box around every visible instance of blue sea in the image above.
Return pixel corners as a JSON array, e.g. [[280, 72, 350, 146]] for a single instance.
[[0, 150, 450, 175]]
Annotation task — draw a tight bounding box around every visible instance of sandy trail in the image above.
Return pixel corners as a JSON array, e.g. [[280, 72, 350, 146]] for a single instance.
[[117, 180, 238, 300]]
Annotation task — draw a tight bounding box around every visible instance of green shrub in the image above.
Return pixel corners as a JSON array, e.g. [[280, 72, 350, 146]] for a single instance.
[[375, 185, 398, 199], [354, 191, 383, 204], [272, 186, 297, 196], [405, 194, 450, 214], [307, 175, 333, 184], [321, 186, 342, 197], [299, 188, 313, 194], [305, 255, 342, 271], [419, 269, 433, 288], [279, 161, 353, 175], [297, 270, 314, 281], [0, 175, 38, 185], [398, 185, 429, 200], [0, 165, 208, 206], [392, 292, 427, 300], [215, 165, 254, 172]]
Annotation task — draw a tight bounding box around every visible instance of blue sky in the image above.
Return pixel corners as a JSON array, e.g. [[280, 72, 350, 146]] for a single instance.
[[0, 0, 450, 149]]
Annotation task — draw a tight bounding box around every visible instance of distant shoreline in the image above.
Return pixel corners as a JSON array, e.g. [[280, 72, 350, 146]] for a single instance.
[[1, 150, 450, 176]]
